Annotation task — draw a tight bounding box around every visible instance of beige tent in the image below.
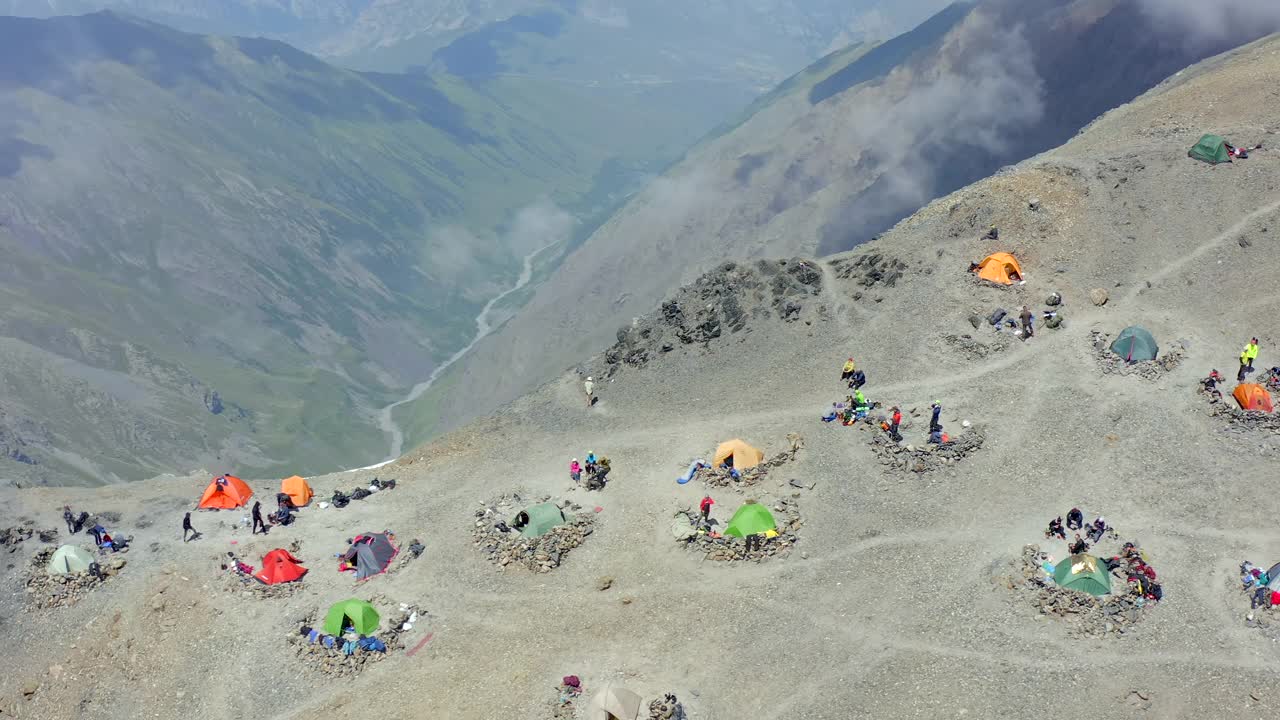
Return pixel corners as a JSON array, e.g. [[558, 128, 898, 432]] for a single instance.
[[586, 686, 642, 720], [712, 438, 764, 470], [47, 545, 95, 575]]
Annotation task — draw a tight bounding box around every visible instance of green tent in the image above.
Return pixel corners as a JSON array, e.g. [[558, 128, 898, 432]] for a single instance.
[[1110, 326, 1158, 362], [1053, 554, 1112, 597], [1188, 134, 1231, 164], [724, 502, 777, 538], [515, 502, 567, 538], [47, 545, 95, 575], [322, 598, 380, 636]]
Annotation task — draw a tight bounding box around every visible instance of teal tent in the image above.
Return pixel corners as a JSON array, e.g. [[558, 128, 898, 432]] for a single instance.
[[724, 502, 777, 538], [1053, 554, 1112, 597], [515, 502, 567, 538], [1188, 134, 1231, 164], [1110, 326, 1158, 363], [322, 598, 380, 635]]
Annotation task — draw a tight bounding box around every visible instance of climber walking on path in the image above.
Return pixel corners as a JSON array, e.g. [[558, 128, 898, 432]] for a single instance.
[[62, 505, 75, 535], [182, 512, 198, 542], [1240, 338, 1260, 382], [584, 376, 595, 408], [1019, 306, 1034, 340], [930, 402, 942, 433]]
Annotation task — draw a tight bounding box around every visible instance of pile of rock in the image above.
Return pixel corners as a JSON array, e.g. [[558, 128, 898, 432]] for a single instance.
[[828, 252, 911, 291], [699, 445, 799, 489], [473, 496, 596, 573], [1000, 544, 1153, 637], [680, 498, 802, 562], [1091, 331, 1185, 379], [598, 258, 824, 377], [290, 603, 417, 677], [648, 694, 687, 720], [221, 571, 304, 599], [1209, 401, 1280, 432], [943, 332, 1013, 360], [866, 425, 985, 473], [24, 547, 124, 609]]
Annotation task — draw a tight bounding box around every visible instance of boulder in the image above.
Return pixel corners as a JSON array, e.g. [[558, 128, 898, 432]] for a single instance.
[[1089, 288, 1109, 306]]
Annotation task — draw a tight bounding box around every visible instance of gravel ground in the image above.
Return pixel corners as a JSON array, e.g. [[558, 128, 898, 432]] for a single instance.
[[3, 33, 1280, 720]]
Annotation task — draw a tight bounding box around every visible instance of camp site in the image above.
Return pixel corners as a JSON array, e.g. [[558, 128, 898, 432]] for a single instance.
[[4, 15, 1280, 719]]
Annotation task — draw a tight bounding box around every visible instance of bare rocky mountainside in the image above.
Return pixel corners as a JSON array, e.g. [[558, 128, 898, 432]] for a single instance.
[[416, 0, 1280, 445], [1, 30, 1278, 718]]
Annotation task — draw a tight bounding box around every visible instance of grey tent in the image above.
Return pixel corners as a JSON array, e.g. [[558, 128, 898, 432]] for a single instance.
[[1268, 562, 1280, 590], [586, 685, 642, 720], [340, 532, 399, 580], [47, 545, 95, 575]]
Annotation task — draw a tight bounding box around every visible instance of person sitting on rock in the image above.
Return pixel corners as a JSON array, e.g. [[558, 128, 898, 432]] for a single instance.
[[1203, 369, 1224, 401], [1066, 508, 1084, 531], [1086, 517, 1107, 543], [1045, 516, 1066, 540], [1069, 534, 1089, 555], [848, 368, 866, 390]]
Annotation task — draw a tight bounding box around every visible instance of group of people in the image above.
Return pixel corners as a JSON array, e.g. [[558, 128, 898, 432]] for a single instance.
[[1198, 337, 1265, 402], [824, 358, 949, 444], [1241, 561, 1280, 610], [1044, 509, 1163, 602], [62, 505, 129, 553], [1045, 507, 1108, 552], [569, 451, 611, 490]]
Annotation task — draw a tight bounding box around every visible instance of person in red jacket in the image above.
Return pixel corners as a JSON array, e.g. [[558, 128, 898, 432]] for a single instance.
[[699, 496, 714, 524], [889, 406, 902, 440]]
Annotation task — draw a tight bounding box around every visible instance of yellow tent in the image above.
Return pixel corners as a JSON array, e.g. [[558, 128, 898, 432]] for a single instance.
[[280, 475, 314, 506], [713, 439, 764, 470], [973, 252, 1023, 285]]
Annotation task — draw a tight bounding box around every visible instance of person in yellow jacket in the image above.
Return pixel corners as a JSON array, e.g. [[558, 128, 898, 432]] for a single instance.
[[1239, 337, 1260, 382], [841, 357, 856, 381]]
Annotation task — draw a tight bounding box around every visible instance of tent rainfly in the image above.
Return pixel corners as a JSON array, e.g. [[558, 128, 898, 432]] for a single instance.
[[47, 545, 95, 575], [973, 252, 1023, 285], [514, 503, 567, 538], [1110, 326, 1158, 363], [586, 685, 643, 720], [712, 439, 764, 470], [1053, 554, 1111, 596], [322, 598, 380, 635], [724, 502, 777, 538], [1188, 134, 1231, 164], [198, 475, 253, 510]]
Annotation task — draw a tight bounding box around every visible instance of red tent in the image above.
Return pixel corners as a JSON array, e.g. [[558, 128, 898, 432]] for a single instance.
[[198, 475, 253, 510], [255, 549, 307, 585]]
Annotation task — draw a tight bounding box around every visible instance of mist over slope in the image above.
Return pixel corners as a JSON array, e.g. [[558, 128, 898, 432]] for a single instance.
[[413, 0, 1280, 447]]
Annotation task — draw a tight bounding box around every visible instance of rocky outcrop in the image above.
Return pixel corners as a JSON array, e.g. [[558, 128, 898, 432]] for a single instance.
[[599, 259, 824, 376]]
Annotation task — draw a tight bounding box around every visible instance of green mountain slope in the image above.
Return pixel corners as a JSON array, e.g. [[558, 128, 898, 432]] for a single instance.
[[0, 11, 661, 485]]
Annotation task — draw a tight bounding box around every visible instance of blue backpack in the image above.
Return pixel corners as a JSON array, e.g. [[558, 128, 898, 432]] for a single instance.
[[358, 636, 387, 652]]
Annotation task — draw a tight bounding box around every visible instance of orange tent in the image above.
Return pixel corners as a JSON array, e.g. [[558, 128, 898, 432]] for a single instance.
[[255, 549, 307, 585], [973, 252, 1023, 285], [712, 439, 765, 470], [280, 475, 314, 506], [197, 475, 253, 510], [1234, 383, 1274, 413]]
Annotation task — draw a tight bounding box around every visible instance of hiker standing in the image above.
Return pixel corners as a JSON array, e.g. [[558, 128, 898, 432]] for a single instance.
[[569, 458, 581, 484], [1019, 306, 1034, 340], [841, 357, 856, 381], [62, 505, 75, 535], [929, 402, 942, 432], [1240, 338, 1260, 381], [88, 524, 104, 547], [889, 406, 902, 439], [584, 376, 595, 407], [251, 501, 266, 535], [699, 496, 714, 524], [182, 512, 196, 542]]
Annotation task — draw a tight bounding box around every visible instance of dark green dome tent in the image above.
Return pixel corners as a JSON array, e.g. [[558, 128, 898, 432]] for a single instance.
[[1110, 326, 1158, 363], [1053, 554, 1111, 597], [1188, 134, 1231, 164]]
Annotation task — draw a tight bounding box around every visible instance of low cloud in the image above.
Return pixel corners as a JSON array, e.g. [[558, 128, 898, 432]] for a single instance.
[[1136, 0, 1280, 47], [819, 25, 1045, 252], [503, 198, 575, 256]]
